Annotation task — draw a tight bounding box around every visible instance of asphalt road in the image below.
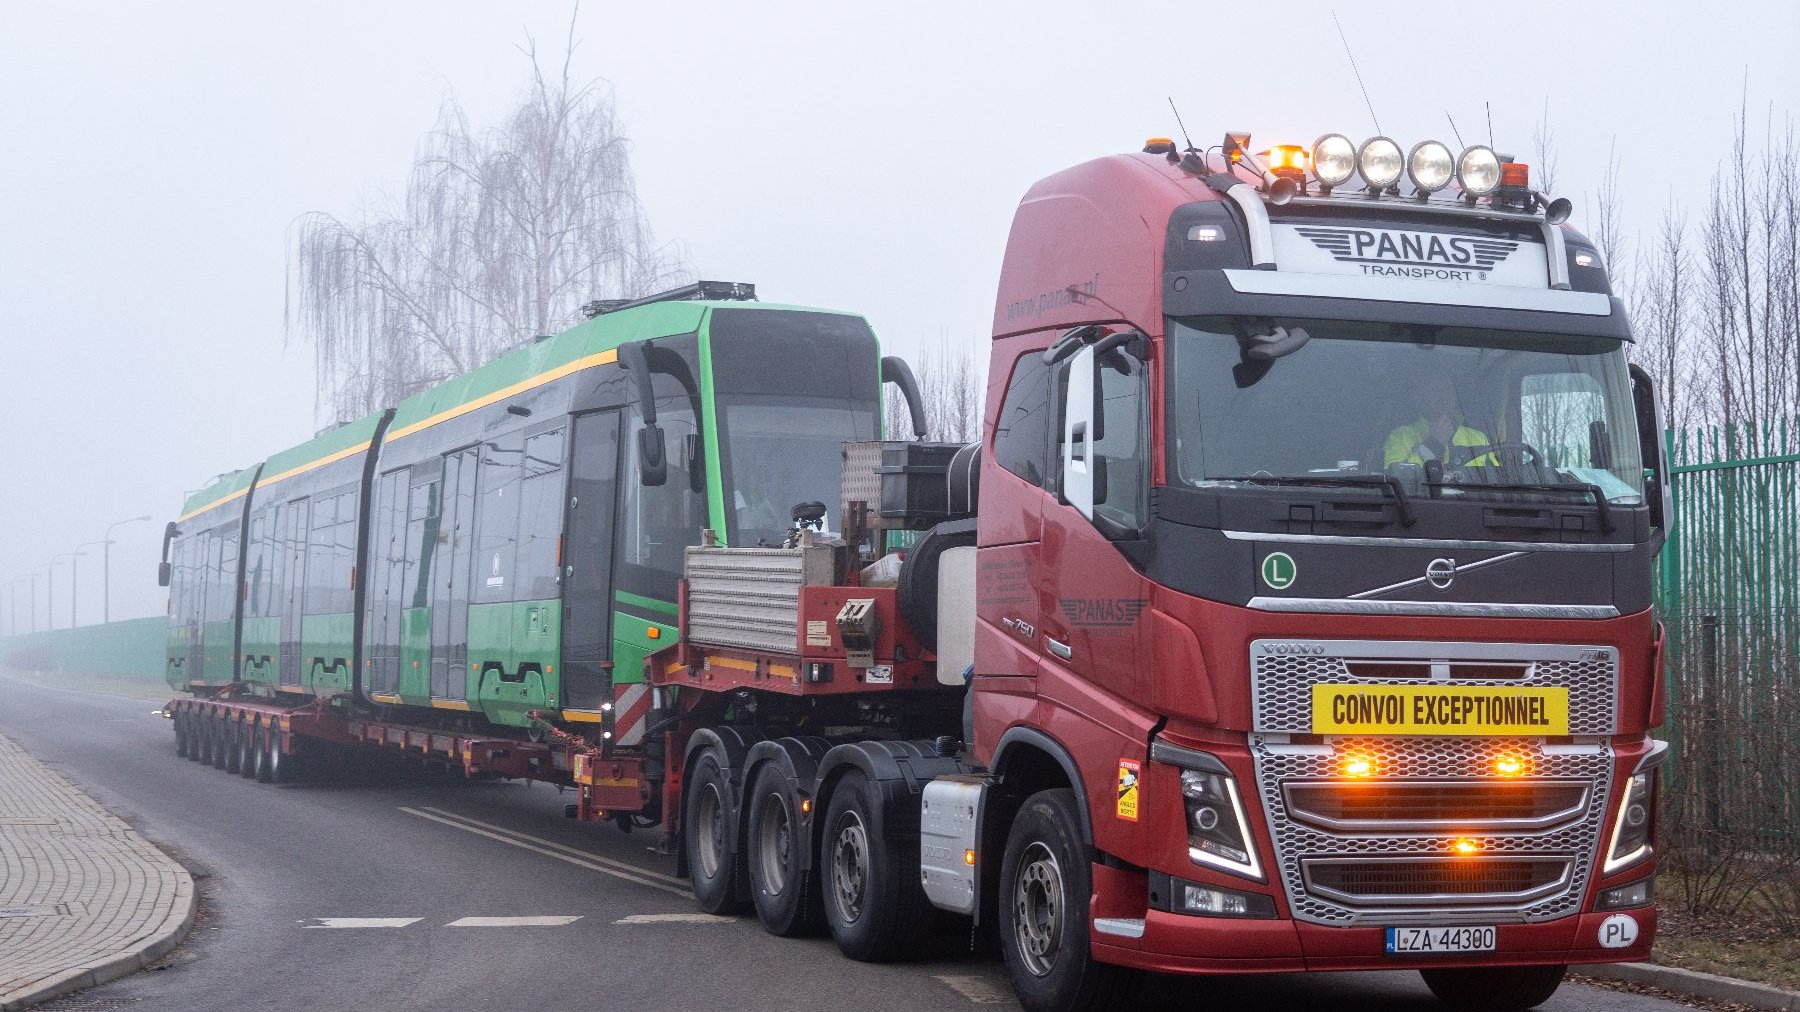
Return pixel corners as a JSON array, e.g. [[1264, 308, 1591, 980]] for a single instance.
[[0, 672, 1698, 1012]]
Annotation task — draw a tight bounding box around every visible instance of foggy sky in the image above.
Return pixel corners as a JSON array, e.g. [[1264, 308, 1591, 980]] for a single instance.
[[1, 0, 1795, 627]]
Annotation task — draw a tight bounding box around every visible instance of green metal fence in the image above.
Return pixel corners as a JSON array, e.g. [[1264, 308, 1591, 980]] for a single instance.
[[0, 617, 167, 681], [1657, 419, 1800, 859]]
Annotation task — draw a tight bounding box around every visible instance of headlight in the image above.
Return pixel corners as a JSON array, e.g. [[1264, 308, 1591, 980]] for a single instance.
[[1357, 136, 1403, 190], [1180, 767, 1264, 881], [1407, 140, 1454, 193], [1312, 133, 1356, 187], [1603, 768, 1657, 874], [1457, 145, 1502, 196]]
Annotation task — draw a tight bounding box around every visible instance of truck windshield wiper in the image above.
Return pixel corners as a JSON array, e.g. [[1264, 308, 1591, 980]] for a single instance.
[[1209, 474, 1416, 527], [1429, 480, 1615, 533]]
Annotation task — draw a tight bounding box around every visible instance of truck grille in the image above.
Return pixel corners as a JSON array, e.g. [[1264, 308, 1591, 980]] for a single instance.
[[1303, 857, 1573, 906], [1249, 638, 1616, 928], [1283, 779, 1590, 833]]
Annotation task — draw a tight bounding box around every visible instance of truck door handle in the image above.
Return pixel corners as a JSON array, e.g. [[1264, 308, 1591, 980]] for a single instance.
[[1045, 637, 1072, 660]]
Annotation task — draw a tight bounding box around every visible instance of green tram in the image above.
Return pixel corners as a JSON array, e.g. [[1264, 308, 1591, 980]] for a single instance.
[[161, 284, 915, 741]]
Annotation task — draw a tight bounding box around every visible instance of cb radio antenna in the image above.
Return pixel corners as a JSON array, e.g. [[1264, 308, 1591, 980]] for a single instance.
[[1332, 11, 1381, 135], [1444, 111, 1466, 149], [1167, 96, 1197, 152]]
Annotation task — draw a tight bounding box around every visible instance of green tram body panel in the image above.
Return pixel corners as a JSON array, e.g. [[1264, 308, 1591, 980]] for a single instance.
[[164, 299, 883, 731]]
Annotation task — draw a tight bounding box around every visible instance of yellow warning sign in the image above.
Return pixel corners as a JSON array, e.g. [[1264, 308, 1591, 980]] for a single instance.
[[1310, 684, 1570, 736], [1116, 759, 1140, 822]]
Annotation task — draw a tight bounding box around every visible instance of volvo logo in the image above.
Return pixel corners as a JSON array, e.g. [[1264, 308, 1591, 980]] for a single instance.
[[1260, 642, 1325, 656], [1426, 558, 1458, 590]]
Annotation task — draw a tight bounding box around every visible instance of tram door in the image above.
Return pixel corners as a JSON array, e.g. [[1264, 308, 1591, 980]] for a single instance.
[[561, 411, 621, 713], [431, 447, 479, 700]]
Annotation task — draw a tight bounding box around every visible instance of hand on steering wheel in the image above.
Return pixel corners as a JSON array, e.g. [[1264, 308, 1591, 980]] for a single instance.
[[1451, 441, 1545, 468]]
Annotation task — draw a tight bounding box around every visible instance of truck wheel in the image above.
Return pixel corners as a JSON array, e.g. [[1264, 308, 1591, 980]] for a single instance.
[[1000, 789, 1139, 1012], [684, 750, 749, 915], [745, 764, 823, 937], [1420, 965, 1566, 1010], [263, 730, 285, 784], [174, 712, 189, 758], [196, 713, 214, 765], [821, 769, 931, 961]]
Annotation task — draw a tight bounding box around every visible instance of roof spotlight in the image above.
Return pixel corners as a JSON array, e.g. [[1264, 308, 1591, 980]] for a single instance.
[[1456, 145, 1502, 197], [1357, 136, 1403, 190], [1312, 133, 1356, 188], [1407, 140, 1454, 193]]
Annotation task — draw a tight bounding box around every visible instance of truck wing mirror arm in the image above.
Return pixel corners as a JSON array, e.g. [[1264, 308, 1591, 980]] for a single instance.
[[620, 341, 668, 486], [1628, 364, 1673, 547]]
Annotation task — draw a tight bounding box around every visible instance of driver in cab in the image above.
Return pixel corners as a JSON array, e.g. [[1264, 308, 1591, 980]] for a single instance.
[[1384, 374, 1493, 468]]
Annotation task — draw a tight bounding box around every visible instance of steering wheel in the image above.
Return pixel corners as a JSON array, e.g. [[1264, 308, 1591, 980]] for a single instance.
[[1449, 441, 1545, 468]]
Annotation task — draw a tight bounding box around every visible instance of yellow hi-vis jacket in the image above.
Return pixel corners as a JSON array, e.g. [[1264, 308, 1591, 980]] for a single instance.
[[1383, 418, 1493, 467]]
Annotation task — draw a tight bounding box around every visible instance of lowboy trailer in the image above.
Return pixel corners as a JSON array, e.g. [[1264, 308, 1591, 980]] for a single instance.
[[163, 129, 1673, 1012]]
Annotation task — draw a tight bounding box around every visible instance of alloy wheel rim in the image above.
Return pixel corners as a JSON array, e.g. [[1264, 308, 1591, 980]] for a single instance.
[[695, 782, 725, 879], [830, 810, 870, 923]]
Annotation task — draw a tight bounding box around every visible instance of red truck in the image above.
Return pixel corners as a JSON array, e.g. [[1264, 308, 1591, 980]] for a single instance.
[[164, 130, 1672, 1012]]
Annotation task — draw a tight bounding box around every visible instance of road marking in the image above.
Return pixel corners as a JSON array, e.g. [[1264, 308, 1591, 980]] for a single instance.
[[446, 915, 583, 927], [933, 975, 1014, 1004], [410, 805, 690, 888], [302, 917, 423, 929], [399, 807, 690, 898], [612, 913, 738, 924]]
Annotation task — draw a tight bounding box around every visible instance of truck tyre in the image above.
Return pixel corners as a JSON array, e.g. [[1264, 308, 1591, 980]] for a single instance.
[[263, 730, 285, 785], [1420, 964, 1566, 1010], [174, 712, 190, 758], [239, 723, 261, 780], [684, 750, 749, 915], [1000, 789, 1139, 1012], [820, 769, 932, 961], [197, 713, 214, 765], [745, 763, 823, 937]]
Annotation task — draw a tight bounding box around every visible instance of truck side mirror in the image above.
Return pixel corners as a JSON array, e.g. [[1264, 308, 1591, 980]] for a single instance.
[[158, 561, 172, 588], [158, 520, 178, 587], [1061, 345, 1098, 519], [1628, 364, 1673, 545]]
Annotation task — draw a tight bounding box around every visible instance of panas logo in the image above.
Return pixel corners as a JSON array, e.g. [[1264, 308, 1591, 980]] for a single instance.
[[1059, 598, 1148, 629], [1296, 226, 1520, 282]]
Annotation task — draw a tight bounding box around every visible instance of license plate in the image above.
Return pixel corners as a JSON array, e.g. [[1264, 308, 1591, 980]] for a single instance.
[[1311, 684, 1569, 736], [1385, 925, 1497, 955]]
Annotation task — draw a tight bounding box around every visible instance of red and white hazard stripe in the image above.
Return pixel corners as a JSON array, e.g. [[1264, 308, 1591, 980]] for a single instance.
[[614, 683, 653, 746]]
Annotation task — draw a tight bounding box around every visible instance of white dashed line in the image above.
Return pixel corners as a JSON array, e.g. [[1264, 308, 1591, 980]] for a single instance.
[[933, 974, 1015, 1004], [612, 913, 739, 925], [302, 917, 423, 929], [445, 915, 583, 927]]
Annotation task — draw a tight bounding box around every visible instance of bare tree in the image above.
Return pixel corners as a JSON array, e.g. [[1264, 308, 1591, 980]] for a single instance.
[[1532, 98, 1560, 197], [1631, 202, 1697, 430], [288, 16, 689, 422], [886, 332, 987, 443]]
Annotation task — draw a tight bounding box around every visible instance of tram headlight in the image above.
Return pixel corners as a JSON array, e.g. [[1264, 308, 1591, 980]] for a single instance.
[[1357, 136, 1403, 190], [1457, 145, 1503, 196], [1408, 140, 1455, 193], [1312, 133, 1357, 187]]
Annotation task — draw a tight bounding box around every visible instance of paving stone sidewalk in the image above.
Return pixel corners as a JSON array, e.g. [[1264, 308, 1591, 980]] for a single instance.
[[0, 731, 195, 1011]]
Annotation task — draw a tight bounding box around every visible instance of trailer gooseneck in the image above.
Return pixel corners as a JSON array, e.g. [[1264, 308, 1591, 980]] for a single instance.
[[163, 128, 1671, 1012]]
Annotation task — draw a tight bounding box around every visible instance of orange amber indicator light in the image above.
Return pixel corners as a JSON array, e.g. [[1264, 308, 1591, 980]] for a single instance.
[[1341, 755, 1375, 778], [964, 849, 977, 866], [1452, 838, 1480, 856], [1494, 755, 1526, 777]]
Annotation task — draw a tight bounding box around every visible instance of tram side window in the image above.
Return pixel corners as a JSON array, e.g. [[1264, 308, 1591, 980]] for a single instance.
[[306, 491, 357, 615], [475, 433, 525, 602], [619, 372, 705, 601], [406, 477, 440, 610], [516, 427, 565, 602], [245, 513, 271, 618], [208, 528, 239, 625]]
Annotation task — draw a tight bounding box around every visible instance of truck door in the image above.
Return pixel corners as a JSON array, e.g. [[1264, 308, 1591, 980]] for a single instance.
[[561, 410, 621, 713], [978, 345, 1057, 683]]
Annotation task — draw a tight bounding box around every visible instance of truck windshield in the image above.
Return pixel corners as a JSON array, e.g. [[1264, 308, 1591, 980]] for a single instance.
[[709, 308, 880, 547], [1166, 316, 1645, 505]]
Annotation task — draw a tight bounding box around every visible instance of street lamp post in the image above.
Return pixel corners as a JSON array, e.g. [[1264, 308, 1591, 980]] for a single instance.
[[49, 553, 85, 631], [34, 564, 53, 632], [102, 515, 153, 624], [73, 541, 108, 628]]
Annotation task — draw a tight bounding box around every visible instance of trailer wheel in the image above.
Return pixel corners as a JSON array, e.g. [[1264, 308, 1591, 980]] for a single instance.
[[1420, 964, 1566, 1010], [174, 711, 190, 759], [196, 712, 214, 765], [684, 750, 749, 915], [745, 764, 823, 937], [211, 714, 230, 770], [239, 723, 261, 780], [263, 729, 285, 784], [1000, 789, 1138, 1012], [224, 718, 243, 774], [821, 770, 931, 962]]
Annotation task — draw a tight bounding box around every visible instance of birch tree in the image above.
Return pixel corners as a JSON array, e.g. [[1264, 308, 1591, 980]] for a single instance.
[[288, 25, 689, 422]]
